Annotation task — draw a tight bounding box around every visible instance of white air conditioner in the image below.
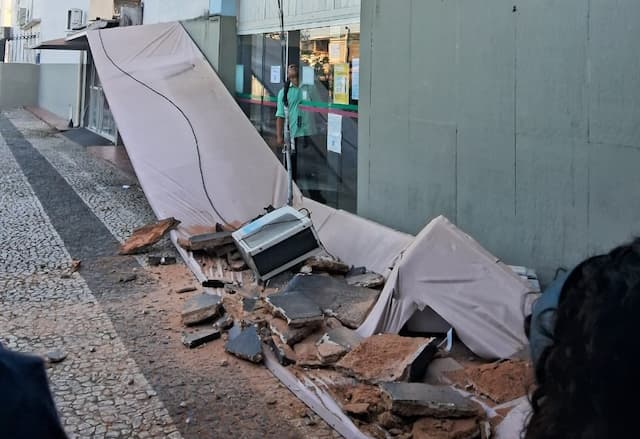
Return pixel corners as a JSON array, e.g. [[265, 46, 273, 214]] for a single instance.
[[18, 8, 28, 26], [232, 206, 322, 281], [67, 8, 84, 31]]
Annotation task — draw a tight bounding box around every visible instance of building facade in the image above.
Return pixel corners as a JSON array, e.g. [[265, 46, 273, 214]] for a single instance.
[[359, 0, 640, 282], [5, 0, 632, 282], [3, 0, 90, 122], [0, 0, 140, 137]]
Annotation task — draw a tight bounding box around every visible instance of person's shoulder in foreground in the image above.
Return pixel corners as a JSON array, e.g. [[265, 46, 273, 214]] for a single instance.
[[0, 344, 67, 438], [525, 238, 640, 439]]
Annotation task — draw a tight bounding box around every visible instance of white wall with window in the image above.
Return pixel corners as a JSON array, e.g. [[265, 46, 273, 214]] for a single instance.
[[142, 0, 235, 24], [142, 0, 209, 24], [38, 0, 89, 64]]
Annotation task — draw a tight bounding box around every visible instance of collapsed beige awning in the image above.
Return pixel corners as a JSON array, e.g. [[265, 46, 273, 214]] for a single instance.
[[86, 21, 529, 360]]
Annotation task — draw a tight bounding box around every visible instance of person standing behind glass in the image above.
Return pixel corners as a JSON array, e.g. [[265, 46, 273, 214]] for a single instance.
[[276, 64, 314, 180]]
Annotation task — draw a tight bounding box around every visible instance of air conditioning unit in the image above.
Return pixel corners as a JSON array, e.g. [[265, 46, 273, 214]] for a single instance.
[[18, 8, 28, 26], [232, 206, 322, 281], [67, 8, 84, 31]]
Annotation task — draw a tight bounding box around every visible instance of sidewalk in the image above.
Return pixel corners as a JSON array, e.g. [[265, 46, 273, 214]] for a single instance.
[[0, 108, 336, 439]]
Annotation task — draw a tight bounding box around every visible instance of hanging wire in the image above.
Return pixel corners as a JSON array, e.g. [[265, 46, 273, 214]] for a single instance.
[[97, 28, 233, 227]]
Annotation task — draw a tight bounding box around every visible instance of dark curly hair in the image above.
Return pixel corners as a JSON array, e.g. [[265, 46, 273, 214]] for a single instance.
[[525, 239, 640, 439]]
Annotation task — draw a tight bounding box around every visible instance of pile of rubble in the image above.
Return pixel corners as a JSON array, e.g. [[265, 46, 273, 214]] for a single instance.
[[120, 219, 535, 438], [170, 232, 531, 438]]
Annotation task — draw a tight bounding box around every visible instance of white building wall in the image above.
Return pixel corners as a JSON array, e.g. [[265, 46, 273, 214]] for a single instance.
[[88, 0, 113, 21], [8, 0, 88, 63], [142, 0, 209, 24], [0, 0, 13, 26], [7, 0, 88, 119], [238, 0, 359, 34], [38, 0, 89, 64]]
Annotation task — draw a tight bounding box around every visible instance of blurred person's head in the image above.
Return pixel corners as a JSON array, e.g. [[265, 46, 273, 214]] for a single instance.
[[283, 64, 299, 107], [287, 64, 299, 85], [525, 238, 640, 439]]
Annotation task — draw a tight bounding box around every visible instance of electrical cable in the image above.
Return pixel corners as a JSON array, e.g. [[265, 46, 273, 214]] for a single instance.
[[97, 29, 233, 227]]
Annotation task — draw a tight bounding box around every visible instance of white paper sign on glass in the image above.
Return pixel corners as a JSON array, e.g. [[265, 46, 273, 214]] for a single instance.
[[351, 58, 360, 100], [270, 65, 281, 84], [329, 42, 342, 63], [235, 65, 244, 93], [327, 113, 342, 154], [302, 66, 315, 86]]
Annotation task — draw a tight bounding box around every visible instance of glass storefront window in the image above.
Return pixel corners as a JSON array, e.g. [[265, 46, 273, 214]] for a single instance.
[[236, 33, 283, 140], [236, 24, 360, 213]]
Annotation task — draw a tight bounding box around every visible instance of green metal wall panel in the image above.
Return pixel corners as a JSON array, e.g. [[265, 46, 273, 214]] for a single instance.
[[359, 0, 640, 282]]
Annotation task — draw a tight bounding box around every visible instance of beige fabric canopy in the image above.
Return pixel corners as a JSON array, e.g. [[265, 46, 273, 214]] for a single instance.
[[87, 22, 529, 360]]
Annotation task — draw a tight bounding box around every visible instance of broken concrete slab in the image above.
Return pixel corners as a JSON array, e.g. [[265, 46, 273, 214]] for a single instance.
[[336, 334, 437, 383], [315, 326, 364, 364], [293, 335, 324, 367], [345, 271, 385, 289], [345, 266, 366, 277], [182, 328, 221, 348], [316, 340, 348, 364], [377, 411, 404, 430], [266, 293, 324, 328], [322, 327, 364, 352], [270, 318, 319, 346], [181, 294, 223, 326], [411, 417, 480, 439], [213, 314, 234, 331], [264, 270, 297, 290], [178, 231, 233, 251], [306, 255, 350, 274], [225, 283, 259, 298], [332, 383, 386, 417], [268, 335, 297, 366], [227, 250, 247, 271], [424, 358, 464, 385], [343, 403, 370, 416], [380, 383, 480, 418], [325, 317, 343, 329], [445, 360, 534, 404], [224, 325, 263, 363], [119, 217, 180, 255], [227, 323, 242, 341], [242, 297, 259, 313], [275, 274, 381, 329], [148, 255, 177, 266], [228, 257, 247, 271], [210, 243, 236, 258]]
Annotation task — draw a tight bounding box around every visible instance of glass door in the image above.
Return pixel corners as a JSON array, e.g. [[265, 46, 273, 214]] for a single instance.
[[87, 63, 117, 142]]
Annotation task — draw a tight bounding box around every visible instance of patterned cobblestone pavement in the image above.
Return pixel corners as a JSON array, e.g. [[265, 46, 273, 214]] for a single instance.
[[0, 109, 340, 439], [0, 112, 179, 438]]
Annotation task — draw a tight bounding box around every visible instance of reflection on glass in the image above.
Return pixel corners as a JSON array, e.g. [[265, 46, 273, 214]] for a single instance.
[[87, 65, 117, 142], [236, 25, 360, 213]]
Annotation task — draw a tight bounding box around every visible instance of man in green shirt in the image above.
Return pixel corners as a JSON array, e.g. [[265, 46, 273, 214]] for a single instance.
[[276, 64, 314, 180]]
